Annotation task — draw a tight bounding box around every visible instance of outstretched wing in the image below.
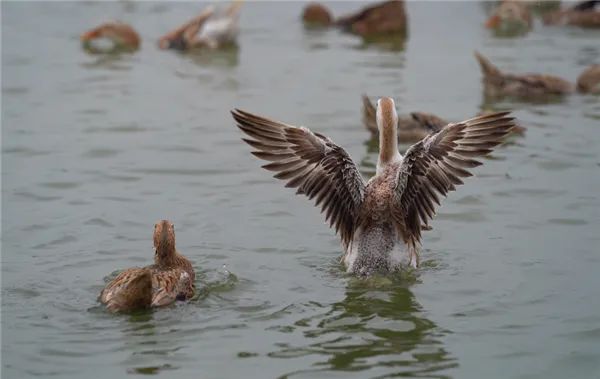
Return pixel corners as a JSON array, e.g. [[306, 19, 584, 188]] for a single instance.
[[393, 111, 515, 244], [409, 112, 448, 133], [232, 109, 366, 250]]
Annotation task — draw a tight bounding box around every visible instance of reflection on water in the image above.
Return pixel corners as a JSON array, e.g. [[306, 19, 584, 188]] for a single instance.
[[277, 278, 457, 378], [481, 92, 570, 109], [80, 52, 135, 71], [183, 45, 240, 68], [488, 22, 531, 39], [119, 312, 181, 376], [357, 33, 407, 52], [82, 40, 138, 56]]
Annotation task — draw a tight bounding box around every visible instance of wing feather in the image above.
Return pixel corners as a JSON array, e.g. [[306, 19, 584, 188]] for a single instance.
[[232, 109, 366, 250], [395, 112, 515, 243]]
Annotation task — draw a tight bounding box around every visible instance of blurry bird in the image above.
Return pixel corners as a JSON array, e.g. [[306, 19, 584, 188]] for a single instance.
[[232, 100, 514, 275], [543, 0, 600, 28], [99, 220, 195, 313], [485, 0, 532, 35], [362, 95, 447, 143], [576, 64, 600, 94], [80, 22, 140, 52], [474, 51, 574, 99], [336, 0, 407, 37], [363, 95, 525, 142], [158, 1, 242, 50], [302, 2, 334, 27]]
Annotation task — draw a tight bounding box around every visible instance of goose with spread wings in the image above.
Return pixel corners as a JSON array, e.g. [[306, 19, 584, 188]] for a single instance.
[[232, 98, 514, 276]]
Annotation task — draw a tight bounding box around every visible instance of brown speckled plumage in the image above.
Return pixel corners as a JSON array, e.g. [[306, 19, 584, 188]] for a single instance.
[[99, 220, 195, 312], [474, 51, 574, 99], [392, 111, 514, 246], [232, 109, 365, 252], [232, 99, 515, 275]]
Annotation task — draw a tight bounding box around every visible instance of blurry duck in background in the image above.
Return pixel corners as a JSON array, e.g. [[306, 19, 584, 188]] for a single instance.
[[363, 95, 525, 143], [300, 1, 407, 49], [80, 22, 140, 53], [232, 100, 514, 275], [302, 2, 334, 28], [577, 64, 600, 94], [543, 0, 600, 28], [362, 95, 447, 143], [336, 0, 408, 38], [158, 6, 215, 50], [99, 220, 195, 313], [485, 0, 532, 36], [158, 1, 242, 51], [474, 51, 574, 100]]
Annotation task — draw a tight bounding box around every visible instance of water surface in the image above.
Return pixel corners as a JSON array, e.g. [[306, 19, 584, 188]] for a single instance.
[[2, 2, 600, 378]]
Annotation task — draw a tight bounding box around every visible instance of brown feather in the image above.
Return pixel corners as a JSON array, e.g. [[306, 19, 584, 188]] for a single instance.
[[395, 112, 515, 245], [475, 51, 574, 99], [99, 221, 195, 313], [232, 109, 366, 251]]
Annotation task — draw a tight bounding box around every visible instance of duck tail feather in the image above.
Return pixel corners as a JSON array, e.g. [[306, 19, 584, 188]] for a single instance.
[[106, 269, 153, 313], [474, 51, 503, 79]]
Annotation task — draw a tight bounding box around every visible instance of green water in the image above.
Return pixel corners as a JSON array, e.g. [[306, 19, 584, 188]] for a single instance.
[[2, 2, 600, 378]]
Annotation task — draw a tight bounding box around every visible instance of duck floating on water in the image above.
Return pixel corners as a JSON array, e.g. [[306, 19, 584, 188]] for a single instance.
[[301, 0, 407, 38], [302, 2, 334, 28], [485, 0, 532, 35], [158, 1, 242, 51], [543, 0, 600, 28], [362, 95, 447, 143], [99, 220, 195, 312], [474, 51, 574, 100], [80, 22, 140, 52], [577, 64, 600, 94], [363, 95, 525, 141], [336, 0, 407, 37], [232, 100, 514, 276]]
